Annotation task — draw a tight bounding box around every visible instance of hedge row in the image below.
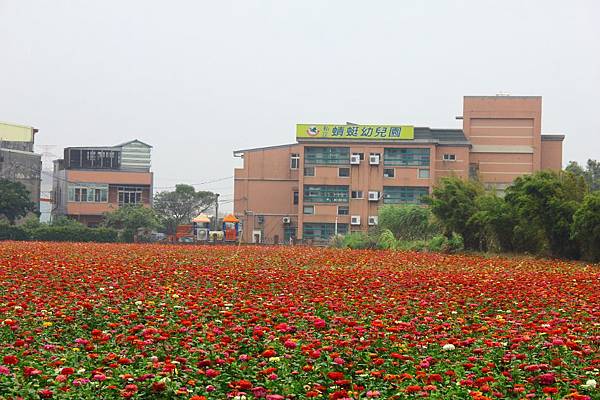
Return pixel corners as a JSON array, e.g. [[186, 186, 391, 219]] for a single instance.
[[0, 224, 118, 243]]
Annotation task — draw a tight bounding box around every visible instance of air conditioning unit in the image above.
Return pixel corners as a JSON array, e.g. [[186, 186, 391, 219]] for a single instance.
[[351, 215, 361, 226], [369, 154, 380, 165], [282, 217, 291, 224], [350, 154, 361, 165], [368, 216, 378, 226], [368, 191, 380, 201]]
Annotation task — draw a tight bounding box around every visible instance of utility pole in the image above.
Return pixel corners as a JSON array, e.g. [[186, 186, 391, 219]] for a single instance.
[[214, 193, 220, 231]]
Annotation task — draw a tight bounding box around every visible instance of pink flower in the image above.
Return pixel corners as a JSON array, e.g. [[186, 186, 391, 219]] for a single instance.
[[0, 366, 10, 375], [539, 373, 555, 385], [333, 357, 345, 365], [92, 373, 107, 381], [366, 390, 381, 398]]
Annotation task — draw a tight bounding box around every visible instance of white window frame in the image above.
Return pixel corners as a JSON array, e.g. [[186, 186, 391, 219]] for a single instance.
[[290, 153, 300, 170], [303, 205, 315, 215], [443, 154, 457, 161], [383, 168, 395, 178]]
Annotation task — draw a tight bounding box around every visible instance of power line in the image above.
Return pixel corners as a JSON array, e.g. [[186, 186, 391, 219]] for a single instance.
[[154, 176, 233, 190]]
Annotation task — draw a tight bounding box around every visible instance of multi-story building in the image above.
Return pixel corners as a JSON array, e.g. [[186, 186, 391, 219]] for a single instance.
[[233, 95, 564, 244], [0, 122, 42, 214], [52, 139, 153, 226]]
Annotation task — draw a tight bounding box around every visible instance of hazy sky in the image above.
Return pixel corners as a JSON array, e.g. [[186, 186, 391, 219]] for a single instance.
[[1, 0, 599, 210]]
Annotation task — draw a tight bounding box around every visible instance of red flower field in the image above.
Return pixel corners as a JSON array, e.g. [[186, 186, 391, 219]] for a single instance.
[[0, 242, 598, 399]]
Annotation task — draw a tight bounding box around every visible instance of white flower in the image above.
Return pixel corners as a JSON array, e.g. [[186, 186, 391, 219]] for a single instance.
[[442, 344, 456, 351], [583, 379, 597, 389], [134, 301, 143, 306]]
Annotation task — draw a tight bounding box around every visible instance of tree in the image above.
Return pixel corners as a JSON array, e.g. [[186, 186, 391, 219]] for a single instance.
[[504, 171, 585, 259], [103, 206, 161, 242], [468, 194, 518, 252], [0, 179, 35, 224], [566, 159, 600, 192], [153, 184, 216, 234], [426, 177, 484, 248], [571, 192, 600, 261]]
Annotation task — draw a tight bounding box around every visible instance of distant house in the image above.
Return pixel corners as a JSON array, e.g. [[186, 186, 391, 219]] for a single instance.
[[0, 121, 42, 213], [52, 139, 153, 227]]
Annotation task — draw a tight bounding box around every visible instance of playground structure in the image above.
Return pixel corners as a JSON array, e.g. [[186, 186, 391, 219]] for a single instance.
[[169, 213, 240, 243]]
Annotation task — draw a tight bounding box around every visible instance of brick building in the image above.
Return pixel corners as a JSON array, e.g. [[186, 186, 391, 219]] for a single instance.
[[234, 95, 564, 244], [52, 140, 153, 226]]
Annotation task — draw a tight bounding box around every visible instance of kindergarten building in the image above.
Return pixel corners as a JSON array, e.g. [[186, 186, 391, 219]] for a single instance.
[[233, 95, 564, 244]]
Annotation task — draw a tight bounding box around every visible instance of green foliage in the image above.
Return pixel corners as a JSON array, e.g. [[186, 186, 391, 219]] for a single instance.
[[378, 205, 441, 241], [29, 225, 118, 243], [0, 221, 118, 243], [0, 221, 29, 240], [468, 194, 518, 252], [0, 179, 35, 224], [566, 159, 600, 192], [505, 171, 584, 259], [427, 177, 484, 248], [153, 184, 216, 234], [50, 216, 85, 228], [571, 192, 600, 261], [341, 232, 378, 249], [103, 205, 161, 242], [377, 229, 398, 250]]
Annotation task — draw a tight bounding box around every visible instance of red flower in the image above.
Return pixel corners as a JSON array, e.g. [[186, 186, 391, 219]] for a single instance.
[[327, 371, 344, 380], [2, 355, 18, 365]]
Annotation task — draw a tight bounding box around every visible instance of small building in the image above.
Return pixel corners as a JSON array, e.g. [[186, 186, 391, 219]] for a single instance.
[[52, 139, 153, 227], [233, 95, 565, 244], [0, 122, 42, 214]]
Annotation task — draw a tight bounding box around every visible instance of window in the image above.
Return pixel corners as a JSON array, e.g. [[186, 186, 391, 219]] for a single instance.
[[338, 167, 350, 177], [351, 190, 363, 199], [303, 185, 349, 203], [117, 186, 144, 206], [303, 205, 315, 215], [443, 153, 456, 161], [303, 223, 348, 242], [304, 166, 315, 177], [383, 186, 429, 204], [418, 169, 430, 179], [383, 168, 395, 178], [304, 147, 350, 165], [293, 191, 299, 205], [337, 205, 349, 215], [383, 148, 430, 167], [67, 184, 108, 203], [352, 152, 365, 161], [290, 153, 300, 169]]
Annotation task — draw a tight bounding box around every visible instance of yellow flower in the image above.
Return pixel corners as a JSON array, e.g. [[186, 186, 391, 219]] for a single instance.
[[43, 321, 53, 327]]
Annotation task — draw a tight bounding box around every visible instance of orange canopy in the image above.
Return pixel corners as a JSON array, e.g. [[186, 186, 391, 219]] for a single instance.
[[192, 213, 210, 223], [222, 214, 239, 223]]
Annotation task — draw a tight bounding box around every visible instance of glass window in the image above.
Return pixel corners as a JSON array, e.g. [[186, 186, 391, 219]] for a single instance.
[[304, 166, 315, 177], [418, 169, 430, 179], [338, 167, 350, 177], [383, 148, 430, 167], [293, 191, 299, 205], [67, 184, 108, 203], [337, 205, 349, 215], [304, 147, 350, 165], [383, 186, 429, 204], [303, 185, 349, 203], [351, 190, 363, 199], [443, 154, 456, 161], [303, 223, 348, 242], [117, 186, 144, 206], [303, 205, 315, 215], [290, 153, 300, 169], [383, 168, 395, 178], [352, 152, 365, 161]]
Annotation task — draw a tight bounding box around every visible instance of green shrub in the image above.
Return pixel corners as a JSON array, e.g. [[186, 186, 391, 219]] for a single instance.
[[0, 222, 30, 241], [379, 205, 442, 241], [29, 225, 118, 243], [342, 232, 378, 249], [377, 229, 398, 250], [427, 235, 447, 252], [571, 192, 600, 261], [328, 234, 345, 248]]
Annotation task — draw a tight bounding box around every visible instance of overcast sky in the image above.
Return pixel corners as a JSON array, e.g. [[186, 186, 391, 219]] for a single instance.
[[1, 0, 599, 210]]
